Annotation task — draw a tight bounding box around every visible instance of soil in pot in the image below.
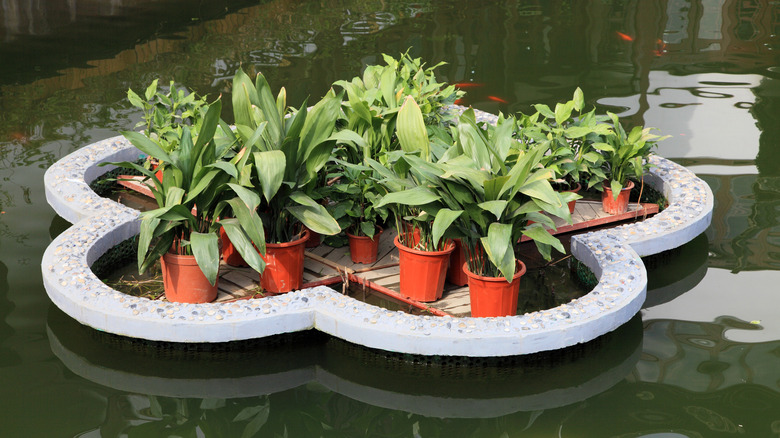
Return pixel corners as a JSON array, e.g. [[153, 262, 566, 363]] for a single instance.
[[347, 226, 383, 264], [394, 236, 454, 302], [160, 252, 218, 303], [260, 230, 309, 293], [465, 260, 526, 317], [602, 180, 635, 215]]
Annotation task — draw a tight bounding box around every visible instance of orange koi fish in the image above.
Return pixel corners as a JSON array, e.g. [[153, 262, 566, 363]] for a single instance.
[[487, 96, 508, 104], [454, 82, 484, 88], [616, 31, 633, 41]]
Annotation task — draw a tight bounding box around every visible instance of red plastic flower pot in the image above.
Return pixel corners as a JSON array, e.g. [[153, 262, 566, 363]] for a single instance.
[[562, 182, 581, 214], [464, 260, 526, 317], [347, 227, 383, 264], [394, 235, 454, 302], [260, 230, 309, 293], [304, 226, 321, 248], [160, 252, 218, 303], [601, 180, 635, 215], [447, 238, 468, 287], [219, 226, 249, 267]]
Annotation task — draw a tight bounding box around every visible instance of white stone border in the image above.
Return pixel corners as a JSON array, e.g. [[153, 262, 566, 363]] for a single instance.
[[42, 132, 713, 356]]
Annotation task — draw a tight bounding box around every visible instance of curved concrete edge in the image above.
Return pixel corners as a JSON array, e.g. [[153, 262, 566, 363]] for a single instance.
[[42, 127, 712, 356], [44, 136, 142, 224]]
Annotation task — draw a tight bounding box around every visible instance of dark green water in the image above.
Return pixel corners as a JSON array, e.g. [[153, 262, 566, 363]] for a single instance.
[[2, 0, 779, 436]]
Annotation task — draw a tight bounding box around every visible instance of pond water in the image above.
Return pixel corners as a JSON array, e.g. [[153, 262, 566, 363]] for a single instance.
[[2, 0, 779, 436]]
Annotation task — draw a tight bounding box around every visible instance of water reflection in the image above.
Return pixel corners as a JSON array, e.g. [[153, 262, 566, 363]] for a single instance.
[[47, 308, 642, 424]]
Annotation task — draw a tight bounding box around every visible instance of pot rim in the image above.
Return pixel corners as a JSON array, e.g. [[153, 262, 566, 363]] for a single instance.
[[393, 235, 454, 255], [463, 259, 527, 282], [346, 225, 383, 240], [603, 179, 636, 193], [266, 229, 310, 249]]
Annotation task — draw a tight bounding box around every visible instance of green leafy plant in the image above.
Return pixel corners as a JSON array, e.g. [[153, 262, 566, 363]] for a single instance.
[[597, 112, 668, 198], [333, 50, 462, 164], [127, 79, 208, 154], [224, 68, 343, 248], [105, 98, 267, 285], [373, 109, 573, 280], [517, 87, 611, 191]]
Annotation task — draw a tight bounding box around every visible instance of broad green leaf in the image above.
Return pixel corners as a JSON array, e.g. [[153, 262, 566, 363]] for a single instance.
[[137, 217, 160, 272], [121, 131, 172, 164], [144, 79, 158, 101], [193, 99, 222, 154], [396, 96, 430, 160], [533, 104, 555, 119], [573, 87, 585, 112], [610, 179, 624, 200], [522, 226, 564, 257], [226, 198, 265, 253], [227, 183, 262, 210], [254, 72, 283, 144], [232, 69, 256, 128], [253, 150, 286, 203], [564, 126, 593, 138], [127, 88, 144, 109], [518, 179, 561, 206], [164, 186, 185, 207], [431, 208, 462, 248], [287, 192, 341, 235], [375, 186, 440, 208], [221, 219, 266, 272], [481, 223, 514, 282], [191, 232, 220, 286], [554, 101, 574, 125], [478, 200, 507, 220]]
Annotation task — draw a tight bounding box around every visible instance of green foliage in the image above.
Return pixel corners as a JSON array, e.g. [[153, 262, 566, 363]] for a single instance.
[[126, 79, 208, 154], [597, 112, 669, 198], [105, 96, 267, 285], [516, 87, 610, 191], [228, 68, 342, 245], [373, 111, 572, 281]]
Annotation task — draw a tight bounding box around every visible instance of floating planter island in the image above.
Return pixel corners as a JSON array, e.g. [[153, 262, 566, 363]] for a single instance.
[[42, 108, 712, 357]]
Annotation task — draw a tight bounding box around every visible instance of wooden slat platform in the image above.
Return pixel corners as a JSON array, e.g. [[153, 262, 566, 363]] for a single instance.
[[116, 175, 658, 316]]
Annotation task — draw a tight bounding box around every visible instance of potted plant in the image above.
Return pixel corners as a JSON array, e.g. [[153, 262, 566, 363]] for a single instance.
[[126, 79, 208, 180], [225, 68, 343, 292], [365, 97, 459, 301], [105, 98, 267, 303], [596, 112, 668, 214], [517, 88, 611, 213], [377, 109, 572, 315], [332, 50, 463, 165], [326, 158, 388, 264]]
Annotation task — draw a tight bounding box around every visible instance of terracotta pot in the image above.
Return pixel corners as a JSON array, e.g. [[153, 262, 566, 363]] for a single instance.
[[151, 162, 163, 182], [219, 226, 249, 267], [447, 238, 469, 287], [394, 235, 454, 302], [260, 230, 309, 293], [304, 226, 321, 248], [465, 260, 526, 317], [160, 252, 218, 303], [561, 182, 581, 214], [602, 180, 635, 215], [347, 226, 383, 264]]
